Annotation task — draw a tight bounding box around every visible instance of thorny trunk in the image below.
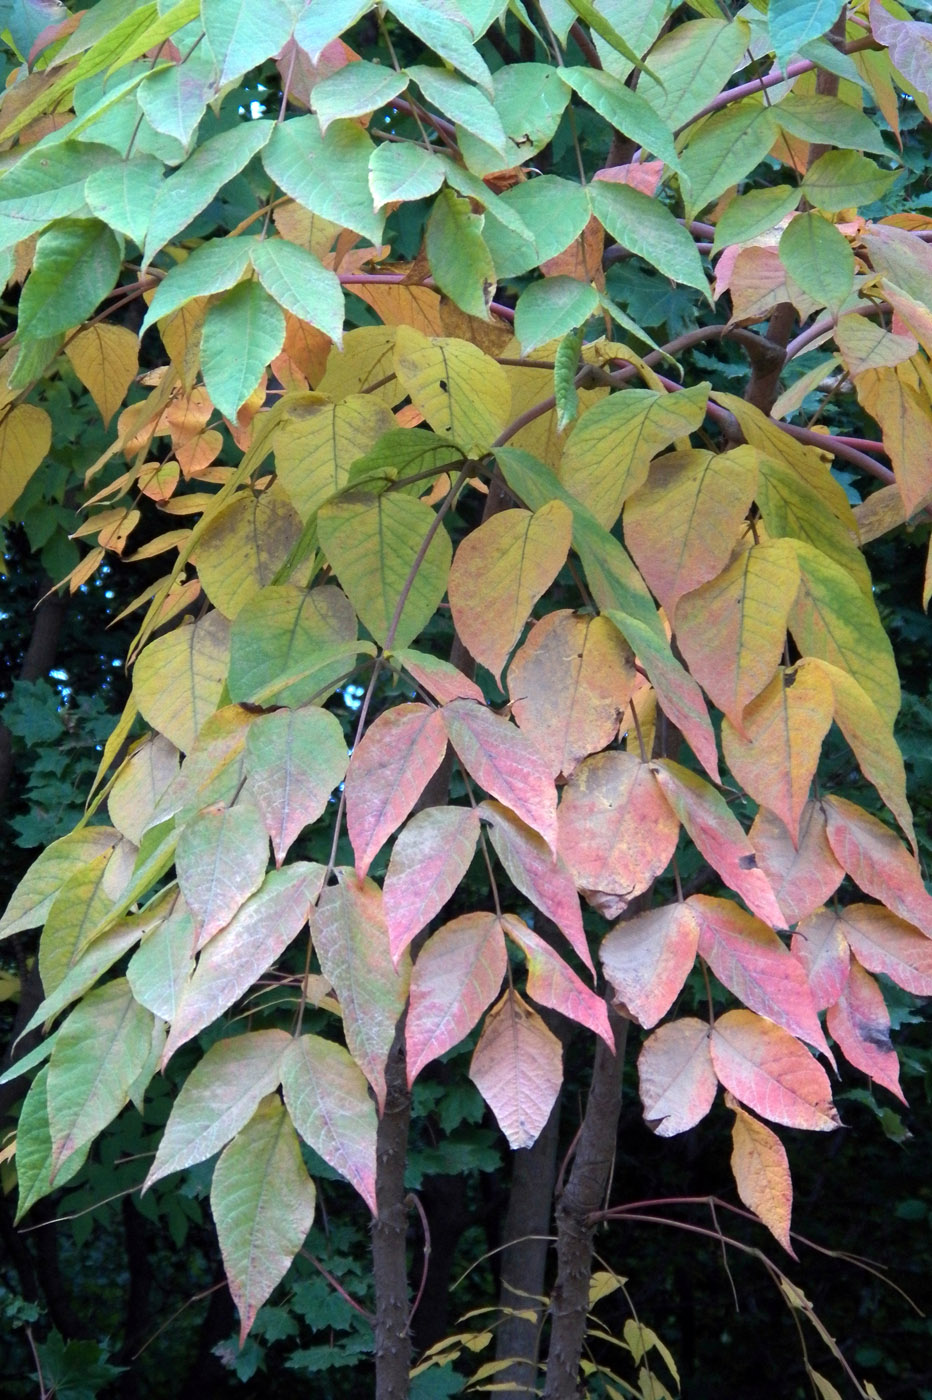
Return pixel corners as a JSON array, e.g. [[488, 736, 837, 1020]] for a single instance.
[[372, 1025, 413, 1400]]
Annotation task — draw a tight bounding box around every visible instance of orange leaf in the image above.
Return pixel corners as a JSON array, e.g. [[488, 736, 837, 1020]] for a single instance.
[[728, 1095, 795, 1255], [600, 902, 700, 1029], [710, 1009, 840, 1131], [833, 903, 932, 996], [637, 1018, 717, 1137], [853, 362, 932, 516]]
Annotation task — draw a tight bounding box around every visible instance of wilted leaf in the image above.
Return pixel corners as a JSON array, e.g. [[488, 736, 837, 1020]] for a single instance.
[[728, 1096, 795, 1255], [64, 322, 138, 427], [791, 908, 851, 1013], [194, 487, 302, 620]]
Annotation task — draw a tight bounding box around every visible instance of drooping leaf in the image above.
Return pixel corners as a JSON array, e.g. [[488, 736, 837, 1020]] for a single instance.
[[425, 189, 497, 322], [212, 1095, 316, 1344], [636, 17, 752, 129], [469, 988, 563, 1149], [447, 502, 572, 684], [441, 699, 558, 853], [650, 760, 785, 928], [176, 798, 270, 949], [637, 1017, 717, 1137], [825, 961, 905, 1103], [64, 323, 138, 427], [791, 908, 851, 1012], [728, 1096, 795, 1255], [194, 487, 303, 621], [678, 99, 778, 220], [558, 66, 679, 170], [145, 1030, 291, 1187], [262, 115, 383, 245], [18, 218, 121, 338], [481, 799, 591, 972], [0, 402, 52, 518], [502, 913, 613, 1047], [509, 611, 635, 779], [313, 59, 409, 133], [778, 212, 855, 316], [601, 902, 700, 1030], [393, 326, 511, 454], [831, 903, 932, 997], [244, 708, 348, 866], [406, 911, 507, 1085], [162, 862, 323, 1063], [709, 1010, 840, 1131], [801, 150, 896, 214], [312, 872, 410, 1110], [513, 277, 599, 357], [227, 584, 361, 708], [200, 280, 286, 422], [386, 0, 493, 91], [392, 647, 484, 705], [250, 238, 345, 343], [750, 803, 844, 928], [0, 826, 118, 941], [126, 897, 197, 1022], [344, 704, 449, 879], [15, 1068, 90, 1223], [38, 850, 119, 995], [382, 805, 481, 965], [281, 1034, 378, 1213], [274, 394, 397, 522], [853, 361, 932, 519], [133, 611, 231, 753], [822, 796, 932, 934], [588, 179, 708, 294], [47, 978, 154, 1177]]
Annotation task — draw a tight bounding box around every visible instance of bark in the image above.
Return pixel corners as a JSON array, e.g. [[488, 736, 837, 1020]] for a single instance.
[[542, 1010, 629, 1400], [372, 1026, 413, 1400]]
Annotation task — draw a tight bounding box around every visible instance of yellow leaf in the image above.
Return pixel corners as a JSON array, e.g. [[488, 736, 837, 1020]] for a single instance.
[[158, 296, 207, 392], [393, 326, 511, 455], [728, 1094, 795, 1254], [853, 360, 932, 516], [274, 393, 396, 522], [500, 353, 608, 469], [0, 403, 51, 517], [853, 482, 906, 544], [65, 323, 139, 427], [349, 279, 446, 336], [194, 485, 303, 619], [132, 611, 231, 753], [835, 314, 916, 375], [447, 501, 572, 685], [317, 326, 403, 407]]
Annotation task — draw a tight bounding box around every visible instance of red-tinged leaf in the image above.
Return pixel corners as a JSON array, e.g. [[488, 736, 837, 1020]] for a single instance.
[[826, 960, 905, 1103], [508, 611, 635, 778], [441, 699, 558, 852], [176, 798, 270, 950], [312, 872, 410, 1109], [281, 1034, 378, 1213], [406, 912, 507, 1085], [481, 799, 592, 973], [501, 913, 613, 1049], [792, 909, 851, 1012], [244, 707, 348, 865], [691, 895, 831, 1059], [651, 760, 785, 928], [750, 804, 844, 927], [822, 795, 932, 934], [727, 1094, 795, 1256], [558, 752, 680, 910], [383, 805, 481, 964], [710, 1009, 840, 1131], [469, 988, 563, 1150], [447, 502, 572, 684], [345, 703, 448, 878], [722, 665, 834, 844], [624, 448, 758, 619], [392, 646, 484, 704], [211, 1096, 316, 1344], [162, 863, 324, 1065], [833, 902, 932, 996], [600, 903, 700, 1030], [675, 539, 801, 731], [145, 1030, 291, 1188], [637, 1017, 717, 1138]]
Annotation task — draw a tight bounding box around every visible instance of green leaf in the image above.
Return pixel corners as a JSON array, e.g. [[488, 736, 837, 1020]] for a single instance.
[[481, 175, 591, 278], [142, 121, 274, 265], [140, 238, 256, 334], [244, 707, 348, 865], [15, 1068, 90, 1223], [262, 117, 383, 246], [312, 60, 408, 132], [211, 1095, 316, 1343], [636, 17, 751, 130], [801, 150, 897, 214], [407, 65, 508, 154], [281, 1035, 378, 1212], [563, 0, 657, 77], [711, 185, 801, 255], [768, 0, 844, 74], [385, 0, 493, 93], [369, 142, 446, 209], [558, 67, 680, 171], [772, 92, 890, 158], [201, 280, 286, 421], [0, 826, 118, 940], [17, 219, 121, 339], [138, 62, 211, 150], [294, 0, 373, 60], [176, 798, 270, 948], [588, 179, 708, 296], [38, 850, 119, 996], [126, 899, 196, 1021], [227, 584, 363, 707], [46, 978, 154, 1178], [425, 189, 496, 321], [514, 277, 598, 356], [0, 140, 120, 253], [133, 611, 231, 753], [202, 0, 296, 85], [456, 62, 569, 177], [318, 492, 452, 650], [84, 154, 165, 251], [678, 99, 779, 220], [779, 213, 855, 316]]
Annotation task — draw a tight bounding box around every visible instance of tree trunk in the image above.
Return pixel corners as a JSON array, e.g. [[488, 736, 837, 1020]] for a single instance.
[[372, 1027, 413, 1400]]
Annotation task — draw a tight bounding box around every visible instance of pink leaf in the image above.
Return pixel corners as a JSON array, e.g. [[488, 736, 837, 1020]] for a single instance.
[[651, 759, 785, 928], [833, 902, 932, 996], [312, 872, 410, 1111], [826, 960, 905, 1103], [383, 805, 481, 964], [442, 699, 558, 852], [750, 803, 844, 926], [600, 903, 700, 1030], [792, 908, 851, 1011], [392, 646, 484, 704], [710, 1010, 840, 1131], [502, 913, 614, 1048], [281, 1034, 379, 1212], [469, 988, 563, 1149], [637, 1017, 717, 1137], [406, 912, 507, 1085], [482, 799, 592, 973], [823, 795, 932, 934], [691, 895, 831, 1060], [345, 703, 448, 878]]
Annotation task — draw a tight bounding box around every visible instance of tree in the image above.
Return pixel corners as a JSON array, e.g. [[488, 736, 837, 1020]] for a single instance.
[[1, 0, 931, 1395]]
